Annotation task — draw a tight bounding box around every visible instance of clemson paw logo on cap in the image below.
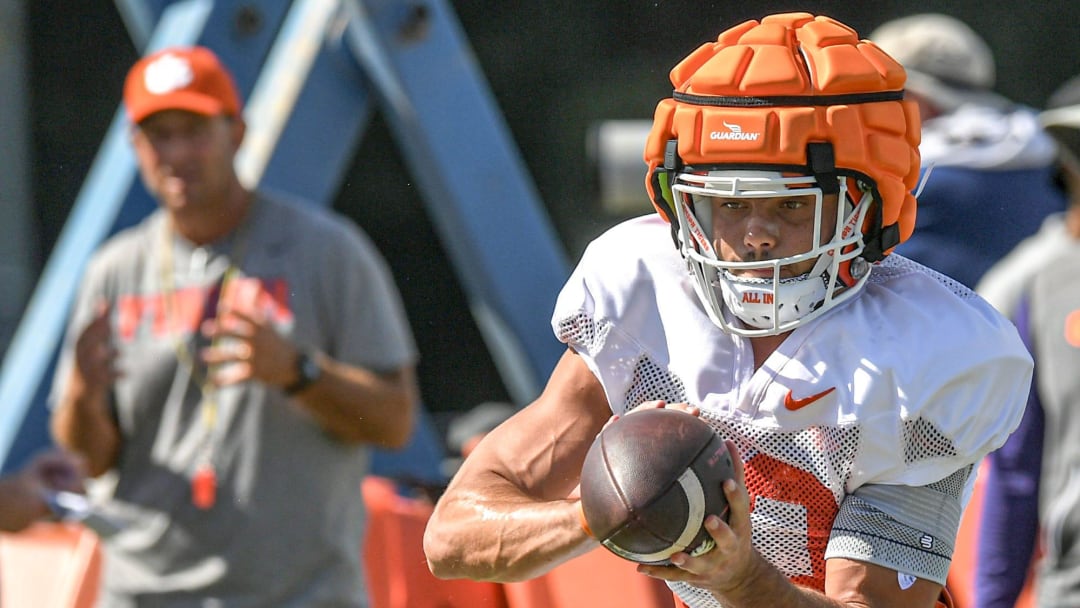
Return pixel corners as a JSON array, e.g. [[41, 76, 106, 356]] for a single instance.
[[143, 53, 195, 95]]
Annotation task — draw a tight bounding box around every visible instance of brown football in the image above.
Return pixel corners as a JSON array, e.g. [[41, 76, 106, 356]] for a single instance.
[[579, 408, 733, 565]]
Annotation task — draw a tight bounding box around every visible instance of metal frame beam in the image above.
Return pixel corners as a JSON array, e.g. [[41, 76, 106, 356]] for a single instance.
[[1, 0, 568, 473]]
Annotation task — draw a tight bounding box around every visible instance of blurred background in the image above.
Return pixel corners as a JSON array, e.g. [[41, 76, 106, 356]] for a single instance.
[[2, 0, 1079, 469]]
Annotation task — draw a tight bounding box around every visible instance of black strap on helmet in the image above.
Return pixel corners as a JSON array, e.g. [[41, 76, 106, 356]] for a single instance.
[[660, 139, 682, 248], [862, 221, 900, 263], [664, 139, 681, 172], [672, 90, 904, 108], [805, 142, 902, 262], [806, 143, 839, 195]]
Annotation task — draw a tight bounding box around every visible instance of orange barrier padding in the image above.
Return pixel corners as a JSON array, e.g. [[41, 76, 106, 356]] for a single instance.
[[0, 521, 102, 608]]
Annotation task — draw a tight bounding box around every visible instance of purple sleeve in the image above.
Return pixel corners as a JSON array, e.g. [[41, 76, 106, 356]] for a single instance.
[[974, 296, 1043, 608]]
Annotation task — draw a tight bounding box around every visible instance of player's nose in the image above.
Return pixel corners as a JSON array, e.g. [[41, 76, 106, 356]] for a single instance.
[[743, 212, 779, 252]]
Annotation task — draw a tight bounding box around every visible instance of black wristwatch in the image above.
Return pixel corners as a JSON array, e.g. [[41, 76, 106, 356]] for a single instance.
[[285, 350, 321, 395]]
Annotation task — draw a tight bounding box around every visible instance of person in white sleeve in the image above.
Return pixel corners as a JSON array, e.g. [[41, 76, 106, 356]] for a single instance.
[[870, 13, 1066, 290], [423, 12, 1032, 608]]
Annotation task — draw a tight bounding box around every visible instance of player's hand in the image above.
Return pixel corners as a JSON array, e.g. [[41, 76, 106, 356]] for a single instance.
[[200, 307, 297, 388], [631, 400, 701, 416], [596, 401, 701, 442], [637, 440, 762, 598], [72, 300, 120, 394]]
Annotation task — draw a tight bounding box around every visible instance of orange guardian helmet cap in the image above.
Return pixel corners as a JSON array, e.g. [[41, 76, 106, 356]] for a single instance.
[[643, 12, 922, 336]]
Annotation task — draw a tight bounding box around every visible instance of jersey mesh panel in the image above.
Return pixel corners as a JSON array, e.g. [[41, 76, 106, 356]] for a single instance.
[[555, 313, 611, 356], [904, 418, 959, 463], [871, 255, 974, 298], [926, 464, 970, 497], [625, 357, 688, 408], [707, 417, 859, 592]]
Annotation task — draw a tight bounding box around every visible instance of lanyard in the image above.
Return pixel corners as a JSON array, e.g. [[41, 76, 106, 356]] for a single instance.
[[158, 205, 255, 509]]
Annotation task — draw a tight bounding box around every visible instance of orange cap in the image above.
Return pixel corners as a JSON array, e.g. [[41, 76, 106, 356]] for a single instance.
[[123, 46, 242, 124]]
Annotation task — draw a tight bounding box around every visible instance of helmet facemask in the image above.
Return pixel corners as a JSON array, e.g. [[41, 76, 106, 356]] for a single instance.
[[671, 169, 874, 336]]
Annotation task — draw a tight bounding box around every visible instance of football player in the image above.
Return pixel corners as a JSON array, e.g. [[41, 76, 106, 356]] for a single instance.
[[424, 13, 1032, 608]]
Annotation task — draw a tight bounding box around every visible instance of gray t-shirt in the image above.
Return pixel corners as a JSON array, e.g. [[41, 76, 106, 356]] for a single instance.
[[1021, 236, 1080, 607], [52, 193, 418, 607]]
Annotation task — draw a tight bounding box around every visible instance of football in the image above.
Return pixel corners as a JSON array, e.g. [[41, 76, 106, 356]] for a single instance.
[[579, 408, 734, 565]]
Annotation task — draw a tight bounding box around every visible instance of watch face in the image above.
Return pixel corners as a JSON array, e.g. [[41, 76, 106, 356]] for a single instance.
[[301, 354, 320, 382], [287, 352, 321, 394]]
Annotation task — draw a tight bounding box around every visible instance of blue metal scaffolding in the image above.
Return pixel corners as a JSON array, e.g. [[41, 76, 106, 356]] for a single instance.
[[0, 0, 569, 476]]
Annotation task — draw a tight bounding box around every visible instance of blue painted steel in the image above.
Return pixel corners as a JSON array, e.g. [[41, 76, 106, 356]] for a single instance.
[[343, 0, 570, 393], [1, 0, 569, 480]]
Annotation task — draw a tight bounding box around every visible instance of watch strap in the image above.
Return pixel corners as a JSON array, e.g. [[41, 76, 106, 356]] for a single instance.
[[284, 350, 319, 395]]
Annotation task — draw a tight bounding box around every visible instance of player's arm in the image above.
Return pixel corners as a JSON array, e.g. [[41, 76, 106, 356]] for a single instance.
[[424, 348, 612, 582]]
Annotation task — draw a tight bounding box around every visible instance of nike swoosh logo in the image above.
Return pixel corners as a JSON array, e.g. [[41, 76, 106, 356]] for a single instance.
[[784, 387, 836, 411]]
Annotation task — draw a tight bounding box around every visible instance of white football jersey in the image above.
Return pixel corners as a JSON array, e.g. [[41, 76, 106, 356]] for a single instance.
[[552, 215, 1031, 606]]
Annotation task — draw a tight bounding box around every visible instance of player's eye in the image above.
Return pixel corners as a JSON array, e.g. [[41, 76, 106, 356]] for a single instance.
[[710, 198, 745, 210]]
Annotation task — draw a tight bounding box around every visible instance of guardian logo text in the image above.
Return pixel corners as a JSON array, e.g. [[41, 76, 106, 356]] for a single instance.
[[709, 121, 761, 142]]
